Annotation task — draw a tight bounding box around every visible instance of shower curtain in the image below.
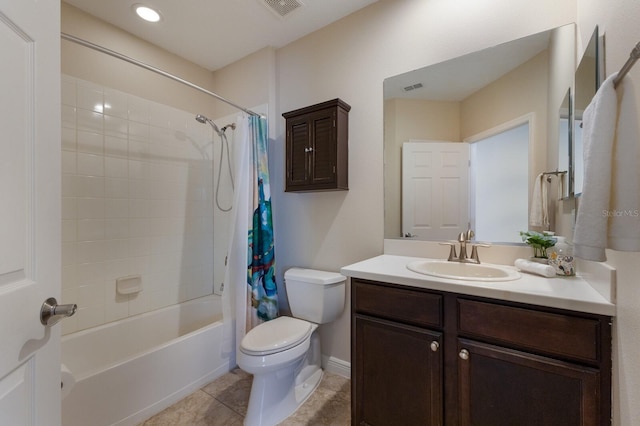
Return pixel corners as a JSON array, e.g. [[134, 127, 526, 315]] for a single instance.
[[222, 113, 278, 355], [247, 116, 278, 326]]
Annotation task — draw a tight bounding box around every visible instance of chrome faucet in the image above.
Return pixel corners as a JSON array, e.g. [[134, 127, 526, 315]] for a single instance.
[[457, 229, 473, 261], [440, 228, 490, 264]]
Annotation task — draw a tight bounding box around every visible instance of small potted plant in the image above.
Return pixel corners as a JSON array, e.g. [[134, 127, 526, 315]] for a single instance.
[[519, 231, 557, 262]]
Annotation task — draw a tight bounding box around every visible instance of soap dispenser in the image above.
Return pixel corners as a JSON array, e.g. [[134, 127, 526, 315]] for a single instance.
[[549, 236, 575, 276]]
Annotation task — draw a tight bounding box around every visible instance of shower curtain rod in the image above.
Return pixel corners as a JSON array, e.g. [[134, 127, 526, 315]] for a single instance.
[[613, 41, 640, 88], [61, 32, 261, 117]]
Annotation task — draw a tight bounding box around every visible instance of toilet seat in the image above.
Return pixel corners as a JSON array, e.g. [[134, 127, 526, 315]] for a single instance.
[[240, 316, 312, 356]]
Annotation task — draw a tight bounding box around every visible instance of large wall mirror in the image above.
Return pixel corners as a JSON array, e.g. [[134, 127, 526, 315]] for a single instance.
[[384, 24, 576, 243], [558, 88, 572, 199], [573, 27, 601, 197]]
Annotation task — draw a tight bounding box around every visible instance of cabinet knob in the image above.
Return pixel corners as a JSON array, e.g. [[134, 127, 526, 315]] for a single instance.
[[430, 341, 439, 352], [459, 349, 470, 360], [305, 147, 314, 153]]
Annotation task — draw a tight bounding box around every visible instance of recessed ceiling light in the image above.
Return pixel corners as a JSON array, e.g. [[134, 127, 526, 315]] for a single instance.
[[133, 4, 162, 23]]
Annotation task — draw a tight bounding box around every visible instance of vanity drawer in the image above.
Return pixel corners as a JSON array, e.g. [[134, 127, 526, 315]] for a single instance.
[[457, 298, 602, 363], [353, 279, 442, 328]]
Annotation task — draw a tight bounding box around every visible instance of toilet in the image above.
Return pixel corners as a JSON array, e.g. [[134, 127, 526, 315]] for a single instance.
[[237, 267, 346, 426]]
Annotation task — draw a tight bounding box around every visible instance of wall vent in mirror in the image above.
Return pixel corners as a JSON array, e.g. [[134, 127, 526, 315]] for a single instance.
[[404, 83, 424, 91]]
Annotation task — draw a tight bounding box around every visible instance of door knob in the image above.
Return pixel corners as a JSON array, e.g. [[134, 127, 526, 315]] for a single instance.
[[40, 297, 77, 327]]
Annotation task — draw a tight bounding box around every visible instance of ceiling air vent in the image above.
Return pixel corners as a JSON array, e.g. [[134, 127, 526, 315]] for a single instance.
[[262, 0, 304, 18], [404, 83, 424, 92]]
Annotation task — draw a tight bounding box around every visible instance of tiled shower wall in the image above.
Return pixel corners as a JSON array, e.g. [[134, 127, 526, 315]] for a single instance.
[[61, 75, 215, 335]]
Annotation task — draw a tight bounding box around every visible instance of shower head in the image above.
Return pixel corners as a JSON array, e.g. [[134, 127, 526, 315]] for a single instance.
[[195, 114, 222, 135]]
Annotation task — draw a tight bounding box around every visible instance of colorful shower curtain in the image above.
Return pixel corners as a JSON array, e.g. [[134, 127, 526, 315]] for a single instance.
[[221, 112, 278, 355], [246, 115, 278, 329]]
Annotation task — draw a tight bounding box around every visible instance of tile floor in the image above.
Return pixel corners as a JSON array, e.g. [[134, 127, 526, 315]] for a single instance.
[[139, 368, 351, 425]]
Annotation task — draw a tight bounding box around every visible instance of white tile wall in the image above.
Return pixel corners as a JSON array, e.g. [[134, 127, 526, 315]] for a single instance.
[[61, 75, 216, 335]]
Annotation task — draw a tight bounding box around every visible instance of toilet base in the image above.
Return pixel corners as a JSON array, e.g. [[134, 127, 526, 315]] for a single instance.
[[242, 329, 323, 426], [295, 367, 323, 408], [243, 365, 323, 426]]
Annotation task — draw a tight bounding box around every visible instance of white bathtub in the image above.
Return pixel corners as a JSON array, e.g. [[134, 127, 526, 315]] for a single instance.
[[62, 295, 233, 426]]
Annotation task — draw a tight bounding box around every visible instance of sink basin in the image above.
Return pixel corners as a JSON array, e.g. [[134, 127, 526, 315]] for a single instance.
[[407, 260, 521, 282]]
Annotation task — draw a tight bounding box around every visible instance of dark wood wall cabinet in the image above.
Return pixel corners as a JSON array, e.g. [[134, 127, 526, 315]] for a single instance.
[[351, 278, 612, 426], [282, 98, 350, 192]]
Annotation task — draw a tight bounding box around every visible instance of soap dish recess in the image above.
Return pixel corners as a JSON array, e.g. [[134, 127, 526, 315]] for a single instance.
[[116, 275, 142, 295]]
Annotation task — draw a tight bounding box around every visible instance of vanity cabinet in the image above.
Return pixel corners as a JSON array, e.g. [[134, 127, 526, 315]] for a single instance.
[[282, 99, 350, 192], [353, 282, 444, 424], [351, 278, 612, 426]]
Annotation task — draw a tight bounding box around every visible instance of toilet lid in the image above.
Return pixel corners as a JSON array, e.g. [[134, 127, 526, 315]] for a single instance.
[[240, 317, 312, 356]]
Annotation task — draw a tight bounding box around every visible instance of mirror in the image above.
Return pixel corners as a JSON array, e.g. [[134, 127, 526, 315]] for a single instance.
[[573, 27, 601, 196], [384, 24, 575, 242], [558, 88, 572, 199]]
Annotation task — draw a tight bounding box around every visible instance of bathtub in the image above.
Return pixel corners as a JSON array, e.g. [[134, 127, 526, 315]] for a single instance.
[[62, 295, 233, 426]]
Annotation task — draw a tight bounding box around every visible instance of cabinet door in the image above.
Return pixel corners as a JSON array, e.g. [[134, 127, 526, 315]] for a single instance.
[[354, 314, 443, 426], [458, 339, 600, 426], [309, 109, 336, 186], [286, 116, 311, 187]]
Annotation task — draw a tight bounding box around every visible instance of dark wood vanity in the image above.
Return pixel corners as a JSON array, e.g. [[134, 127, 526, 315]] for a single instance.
[[351, 278, 612, 425]]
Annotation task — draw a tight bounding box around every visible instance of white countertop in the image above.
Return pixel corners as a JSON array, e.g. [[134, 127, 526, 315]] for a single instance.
[[341, 254, 616, 316]]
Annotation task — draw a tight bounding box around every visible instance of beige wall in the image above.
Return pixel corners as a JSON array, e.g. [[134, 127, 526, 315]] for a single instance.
[[461, 51, 548, 141], [61, 3, 216, 119], [61, 0, 640, 421], [461, 49, 549, 224], [272, 0, 574, 365], [211, 46, 277, 138]]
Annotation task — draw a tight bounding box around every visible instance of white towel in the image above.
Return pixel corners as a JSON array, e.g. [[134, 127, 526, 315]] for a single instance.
[[529, 173, 549, 227], [608, 76, 640, 251], [514, 258, 556, 278], [574, 73, 640, 261], [557, 173, 565, 200]]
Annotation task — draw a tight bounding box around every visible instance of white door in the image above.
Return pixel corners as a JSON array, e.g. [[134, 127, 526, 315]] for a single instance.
[[402, 141, 469, 240], [0, 0, 62, 424]]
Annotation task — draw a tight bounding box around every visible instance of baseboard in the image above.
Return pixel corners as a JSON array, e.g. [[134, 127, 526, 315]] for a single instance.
[[322, 355, 351, 379]]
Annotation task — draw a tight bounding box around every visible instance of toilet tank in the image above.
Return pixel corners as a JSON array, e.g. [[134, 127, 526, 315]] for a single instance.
[[284, 268, 346, 324]]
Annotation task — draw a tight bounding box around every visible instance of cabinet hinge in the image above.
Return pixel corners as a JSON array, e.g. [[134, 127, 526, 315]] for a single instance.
[[333, 165, 336, 174], [333, 119, 336, 127]]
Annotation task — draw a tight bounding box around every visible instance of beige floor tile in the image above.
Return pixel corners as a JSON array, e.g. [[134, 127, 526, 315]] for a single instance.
[[141, 369, 350, 426], [201, 368, 252, 416], [278, 372, 351, 426], [142, 390, 243, 426]]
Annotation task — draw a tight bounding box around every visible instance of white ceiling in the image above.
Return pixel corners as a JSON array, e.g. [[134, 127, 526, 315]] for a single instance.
[[63, 0, 379, 71]]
